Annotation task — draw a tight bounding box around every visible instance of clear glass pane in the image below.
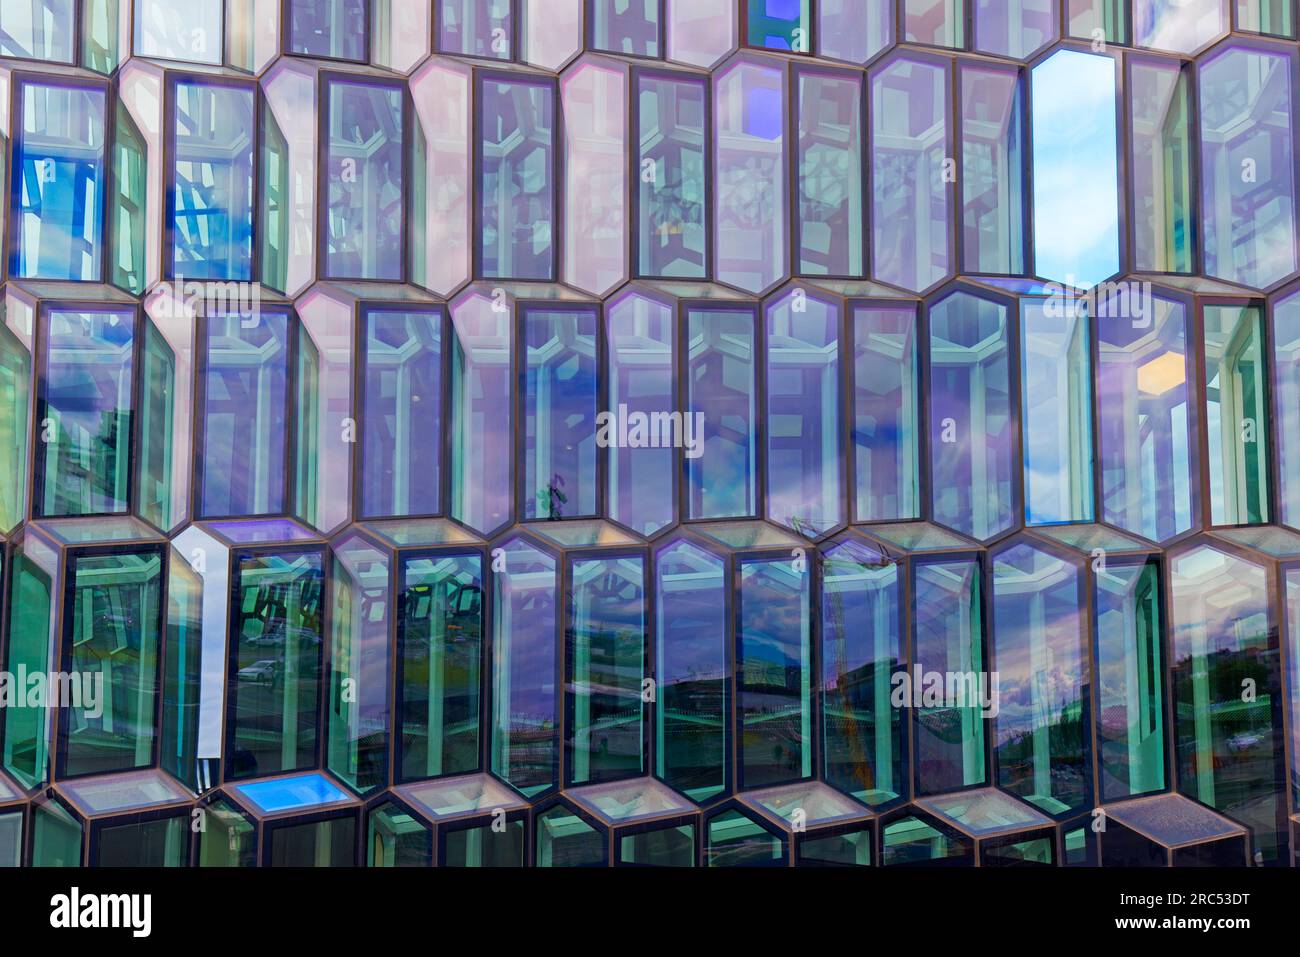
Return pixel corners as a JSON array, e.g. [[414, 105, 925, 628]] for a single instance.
[[64, 550, 163, 777], [568, 556, 645, 784], [686, 308, 757, 519], [226, 550, 324, 780], [398, 553, 482, 781], [361, 309, 442, 519], [523, 308, 598, 520], [821, 539, 902, 805], [655, 541, 727, 802], [738, 556, 811, 787], [325, 80, 405, 280], [491, 541, 558, 796]]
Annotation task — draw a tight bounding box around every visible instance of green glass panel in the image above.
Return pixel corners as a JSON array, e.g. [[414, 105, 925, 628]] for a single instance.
[[1171, 546, 1285, 865], [706, 810, 784, 866], [1066, 0, 1126, 43], [0, 812, 22, 866], [328, 538, 390, 793], [620, 825, 695, 866], [96, 815, 187, 866], [912, 558, 986, 795], [136, 322, 175, 529], [64, 550, 163, 777], [260, 109, 290, 293], [1203, 305, 1269, 526], [1131, 60, 1193, 273], [366, 803, 431, 866], [1096, 561, 1165, 801], [82, 0, 122, 73], [568, 556, 645, 785], [1064, 825, 1090, 865], [3, 545, 55, 788], [110, 100, 147, 295], [294, 332, 320, 528], [444, 821, 525, 867], [268, 817, 357, 866], [821, 540, 902, 805], [0, 326, 30, 533], [535, 807, 604, 867], [1285, 567, 1300, 809], [981, 836, 1054, 866], [746, 0, 811, 51], [227, 550, 324, 780], [198, 800, 257, 867], [904, 0, 963, 46], [410, 120, 428, 287], [993, 544, 1091, 816], [801, 828, 872, 866], [31, 801, 82, 867], [398, 553, 482, 781], [1237, 0, 1293, 35], [161, 551, 202, 789], [881, 815, 971, 865]]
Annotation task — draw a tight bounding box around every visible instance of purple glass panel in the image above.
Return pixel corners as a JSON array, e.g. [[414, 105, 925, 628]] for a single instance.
[[1097, 292, 1196, 542], [928, 292, 1015, 541], [871, 56, 951, 292], [715, 60, 787, 293], [491, 539, 558, 797], [606, 293, 675, 536], [765, 289, 843, 536]]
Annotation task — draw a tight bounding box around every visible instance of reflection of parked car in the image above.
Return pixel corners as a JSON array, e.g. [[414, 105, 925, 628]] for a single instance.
[[238, 660, 280, 687], [1227, 731, 1264, 753]]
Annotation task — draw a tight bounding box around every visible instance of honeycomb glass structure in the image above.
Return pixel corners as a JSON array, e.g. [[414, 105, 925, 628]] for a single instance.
[[0, 0, 1298, 871]]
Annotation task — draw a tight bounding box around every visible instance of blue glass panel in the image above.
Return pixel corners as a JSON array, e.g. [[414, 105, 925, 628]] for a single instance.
[[170, 81, 255, 281], [12, 81, 107, 281], [234, 772, 350, 814], [1031, 50, 1120, 288]]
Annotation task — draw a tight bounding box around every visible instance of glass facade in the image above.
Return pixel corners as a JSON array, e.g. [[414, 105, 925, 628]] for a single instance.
[[1, 0, 1299, 872]]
